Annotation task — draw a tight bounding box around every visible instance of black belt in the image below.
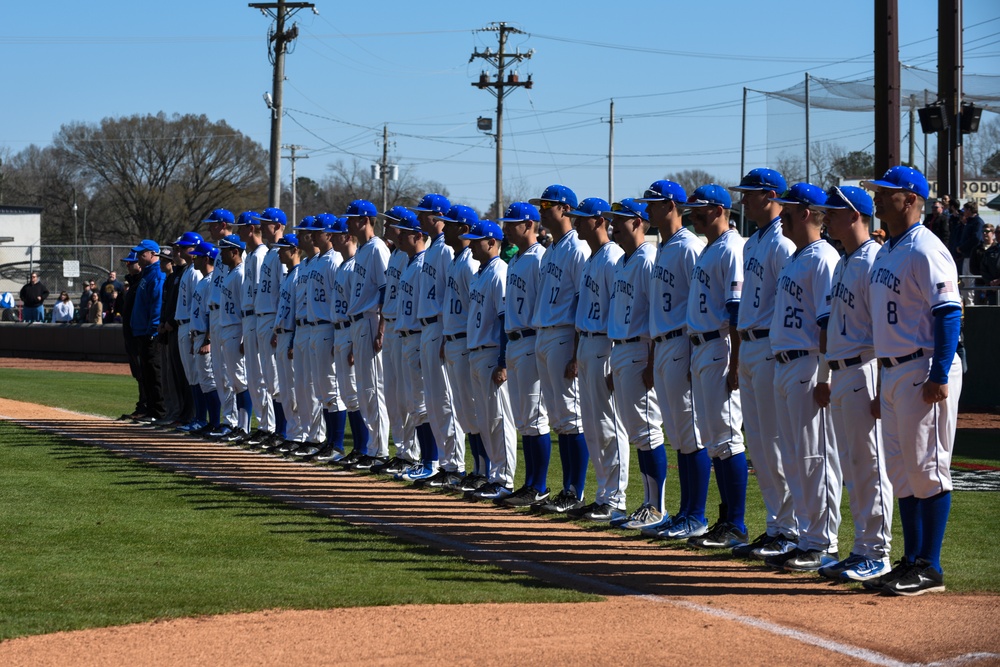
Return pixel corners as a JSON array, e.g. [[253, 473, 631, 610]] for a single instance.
[[739, 328, 770, 342], [880, 349, 925, 368], [613, 337, 642, 345], [177, 318, 191, 324], [351, 313, 367, 322], [653, 328, 684, 344], [275, 328, 293, 334], [689, 330, 722, 345], [445, 332, 467, 342], [314, 319, 332, 325], [333, 321, 351, 330], [296, 319, 310, 327], [241, 309, 255, 317], [191, 330, 206, 336], [470, 344, 497, 352], [579, 331, 606, 338], [256, 311, 275, 317], [775, 350, 811, 364], [829, 356, 863, 371], [507, 329, 536, 341], [383, 317, 396, 323], [399, 329, 421, 338], [420, 315, 439, 326]]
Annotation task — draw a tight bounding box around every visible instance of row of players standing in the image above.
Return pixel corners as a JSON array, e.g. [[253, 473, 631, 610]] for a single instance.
[[126, 163, 960, 599]]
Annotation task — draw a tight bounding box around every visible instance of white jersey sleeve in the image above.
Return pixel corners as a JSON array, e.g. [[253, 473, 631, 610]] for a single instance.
[[823, 240, 878, 361], [416, 234, 453, 321], [443, 246, 480, 336], [242, 245, 268, 311], [208, 262, 228, 310], [608, 242, 656, 340], [396, 251, 425, 332], [738, 218, 796, 331], [220, 263, 245, 327], [294, 257, 313, 324], [650, 227, 703, 337], [505, 243, 545, 332], [347, 237, 389, 317], [575, 241, 624, 334], [686, 229, 744, 334], [307, 249, 341, 323], [191, 275, 211, 332], [273, 264, 298, 333], [467, 256, 508, 349], [531, 229, 590, 328], [769, 239, 839, 353]]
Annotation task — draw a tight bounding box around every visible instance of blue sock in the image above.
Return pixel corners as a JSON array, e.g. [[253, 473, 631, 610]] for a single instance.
[[637, 448, 650, 506], [688, 449, 711, 524], [676, 451, 690, 517], [416, 423, 438, 464], [468, 433, 482, 475], [521, 435, 536, 489], [274, 401, 287, 438], [721, 453, 748, 534], [647, 445, 668, 514], [206, 390, 222, 428], [898, 496, 922, 563], [565, 433, 588, 499], [324, 410, 346, 452], [348, 410, 370, 454], [236, 390, 253, 432], [534, 433, 552, 493], [918, 491, 951, 573], [558, 433, 573, 492], [191, 385, 206, 424], [712, 456, 728, 513]]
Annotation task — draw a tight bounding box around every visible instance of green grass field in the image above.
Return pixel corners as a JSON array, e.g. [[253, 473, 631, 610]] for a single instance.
[[0, 368, 998, 640]]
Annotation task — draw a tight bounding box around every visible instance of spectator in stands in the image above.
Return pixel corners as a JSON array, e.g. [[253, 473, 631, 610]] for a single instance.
[[947, 199, 964, 265], [924, 199, 950, 247], [975, 224, 998, 306], [100, 271, 123, 321], [52, 291, 75, 323], [958, 201, 986, 277], [86, 291, 103, 324], [80, 281, 94, 315], [19, 272, 49, 322]]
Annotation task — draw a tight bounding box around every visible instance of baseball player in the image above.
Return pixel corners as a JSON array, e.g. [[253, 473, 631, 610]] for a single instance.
[[217, 233, 253, 438], [861, 166, 962, 596], [563, 197, 628, 522], [682, 185, 749, 550], [234, 211, 267, 445], [605, 198, 667, 530], [253, 207, 289, 446], [637, 180, 712, 540], [728, 168, 799, 560], [813, 186, 894, 582], [172, 231, 206, 433], [376, 207, 420, 475], [763, 183, 842, 573], [344, 199, 392, 464], [188, 242, 221, 433], [298, 213, 344, 459], [410, 193, 463, 483], [496, 202, 549, 506], [329, 215, 374, 468], [388, 211, 439, 478], [529, 185, 591, 514], [439, 204, 485, 488], [464, 218, 518, 499], [290, 217, 327, 455], [202, 208, 237, 439], [268, 233, 302, 448]]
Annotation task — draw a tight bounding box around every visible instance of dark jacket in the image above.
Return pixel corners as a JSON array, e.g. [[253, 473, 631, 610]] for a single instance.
[[959, 215, 985, 258], [20, 281, 49, 307], [130, 263, 164, 338], [925, 212, 950, 247]]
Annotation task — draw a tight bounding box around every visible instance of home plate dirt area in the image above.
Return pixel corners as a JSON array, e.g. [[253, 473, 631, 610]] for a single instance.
[[0, 398, 998, 667]]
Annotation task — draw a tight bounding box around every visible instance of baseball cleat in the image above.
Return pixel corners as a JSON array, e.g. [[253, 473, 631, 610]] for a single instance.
[[398, 463, 438, 482], [639, 515, 677, 537], [376, 457, 416, 476], [840, 557, 891, 582], [753, 534, 798, 559], [245, 430, 271, 447], [292, 444, 321, 458], [498, 485, 549, 508], [881, 559, 945, 596], [581, 503, 625, 523], [614, 504, 664, 530], [782, 550, 838, 572], [351, 455, 386, 471], [457, 474, 488, 492], [470, 482, 513, 501], [862, 558, 918, 592], [764, 547, 807, 570], [688, 522, 748, 549], [313, 446, 346, 463], [534, 489, 585, 514], [411, 470, 450, 488], [731, 531, 773, 558], [660, 516, 709, 540], [818, 553, 865, 580], [221, 428, 249, 444], [330, 449, 363, 467]]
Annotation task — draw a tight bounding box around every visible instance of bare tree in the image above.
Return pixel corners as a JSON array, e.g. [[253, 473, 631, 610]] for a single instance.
[[662, 169, 723, 196], [963, 115, 1000, 178]]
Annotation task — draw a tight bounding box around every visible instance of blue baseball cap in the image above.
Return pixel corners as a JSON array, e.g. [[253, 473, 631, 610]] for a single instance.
[[814, 185, 874, 218], [410, 193, 451, 215], [173, 231, 204, 247], [293, 215, 317, 231], [861, 166, 930, 200], [636, 180, 688, 204], [498, 201, 541, 223], [529, 184, 578, 209], [683, 185, 732, 209], [568, 197, 612, 218], [254, 207, 287, 226], [461, 219, 504, 241], [218, 234, 246, 251], [319, 213, 349, 234], [235, 211, 260, 226], [771, 182, 828, 208], [343, 199, 378, 218], [273, 234, 298, 248], [441, 204, 480, 227], [389, 213, 425, 235], [120, 251, 138, 263], [190, 242, 220, 261], [607, 198, 648, 221], [729, 168, 788, 194], [202, 208, 235, 225], [131, 239, 160, 254], [382, 205, 419, 227]]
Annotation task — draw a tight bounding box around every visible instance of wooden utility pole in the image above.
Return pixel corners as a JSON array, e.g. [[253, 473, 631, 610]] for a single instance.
[[249, 0, 315, 208], [470, 23, 533, 217], [282, 144, 307, 224], [604, 100, 622, 203], [874, 0, 900, 176], [938, 0, 962, 200]]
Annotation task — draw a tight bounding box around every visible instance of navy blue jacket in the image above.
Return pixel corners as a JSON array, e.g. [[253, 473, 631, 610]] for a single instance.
[[130, 263, 164, 337]]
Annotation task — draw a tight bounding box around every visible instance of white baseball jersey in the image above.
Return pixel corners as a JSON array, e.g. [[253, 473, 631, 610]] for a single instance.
[[869, 223, 962, 357], [443, 246, 479, 337], [505, 242, 545, 332], [242, 244, 267, 312], [191, 273, 212, 334], [255, 246, 285, 315], [176, 264, 202, 323], [416, 233, 453, 321], [307, 248, 342, 323], [273, 263, 298, 335], [531, 229, 590, 328], [650, 227, 703, 337], [467, 256, 507, 350], [769, 239, 840, 353], [738, 218, 795, 331], [332, 256, 357, 324], [347, 236, 390, 317], [686, 229, 744, 334], [382, 248, 408, 321], [609, 242, 657, 341], [575, 241, 624, 334], [220, 263, 245, 327], [208, 262, 228, 314], [294, 256, 313, 324], [821, 239, 879, 361], [396, 251, 425, 333]]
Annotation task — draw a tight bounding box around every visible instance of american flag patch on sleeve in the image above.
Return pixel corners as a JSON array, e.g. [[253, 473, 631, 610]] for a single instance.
[[935, 281, 957, 294]]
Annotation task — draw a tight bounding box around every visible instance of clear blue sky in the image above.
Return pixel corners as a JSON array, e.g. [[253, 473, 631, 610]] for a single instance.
[[2, 0, 998, 214]]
